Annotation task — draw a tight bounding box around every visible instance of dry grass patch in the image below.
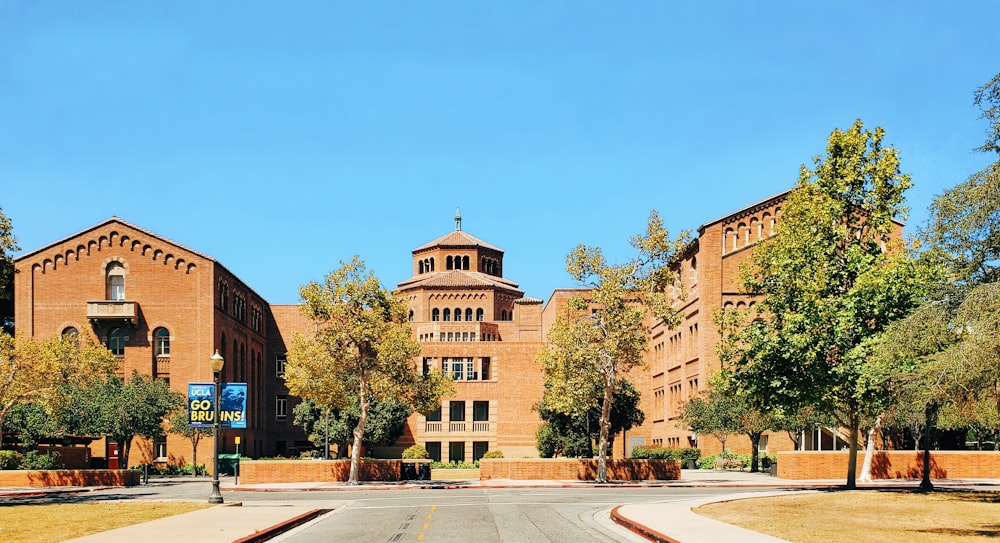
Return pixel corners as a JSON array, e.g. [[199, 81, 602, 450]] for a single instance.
[[0, 501, 212, 543], [696, 490, 1000, 543]]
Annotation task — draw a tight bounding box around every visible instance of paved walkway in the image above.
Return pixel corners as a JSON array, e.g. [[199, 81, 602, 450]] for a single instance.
[[4, 470, 999, 543]]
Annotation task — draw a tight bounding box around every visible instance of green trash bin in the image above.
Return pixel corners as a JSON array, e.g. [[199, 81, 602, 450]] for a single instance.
[[217, 454, 240, 476]]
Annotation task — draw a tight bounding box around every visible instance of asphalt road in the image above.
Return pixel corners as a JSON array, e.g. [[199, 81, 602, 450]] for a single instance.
[[30, 481, 762, 543]]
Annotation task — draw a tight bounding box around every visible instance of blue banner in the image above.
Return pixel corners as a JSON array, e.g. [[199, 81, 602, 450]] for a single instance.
[[188, 382, 247, 429]]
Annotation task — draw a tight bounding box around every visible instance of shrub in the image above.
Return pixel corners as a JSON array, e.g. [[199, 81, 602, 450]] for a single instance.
[[630, 446, 700, 464], [0, 450, 23, 470], [482, 450, 504, 459], [19, 451, 64, 470], [401, 445, 430, 459], [431, 460, 478, 469]]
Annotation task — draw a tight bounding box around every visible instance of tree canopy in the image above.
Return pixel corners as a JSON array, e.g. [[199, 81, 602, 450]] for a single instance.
[[535, 379, 644, 459], [285, 257, 452, 484], [293, 397, 412, 458], [539, 211, 688, 482], [718, 120, 929, 488], [0, 205, 18, 334]]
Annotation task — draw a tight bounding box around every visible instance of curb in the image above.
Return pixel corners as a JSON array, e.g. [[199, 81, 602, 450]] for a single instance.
[[610, 505, 679, 543], [231, 507, 332, 543]]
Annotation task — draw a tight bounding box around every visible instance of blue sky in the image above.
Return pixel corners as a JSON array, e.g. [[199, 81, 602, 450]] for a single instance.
[[2, 1, 996, 304]]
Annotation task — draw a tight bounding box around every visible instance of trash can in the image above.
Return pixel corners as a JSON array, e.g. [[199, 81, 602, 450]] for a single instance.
[[217, 454, 240, 476], [401, 460, 431, 481]]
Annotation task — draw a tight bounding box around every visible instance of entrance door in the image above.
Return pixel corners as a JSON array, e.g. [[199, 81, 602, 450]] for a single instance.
[[108, 443, 120, 469]]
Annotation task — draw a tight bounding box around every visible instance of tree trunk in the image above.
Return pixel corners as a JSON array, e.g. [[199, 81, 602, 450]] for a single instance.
[[919, 402, 938, 491], [749, 432, 762, 472], [349, 382, 369, 486], [191, 435, 200, 476], [846, 412, 859, 489], [596, 377, 613, 484], [859, 414, 882, 483]]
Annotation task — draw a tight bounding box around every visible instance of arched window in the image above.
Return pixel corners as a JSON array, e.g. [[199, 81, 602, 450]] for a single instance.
[[220, 333, 227, 360], [108, 327, 127, 356], [429, 258, 435, 271], [419, 261, 425, 274], [723, 228, 734, 255], [454, 308, 462, 322], [462, 256, 470, 270], [690, 257, 698, 284], [154, 327, 170, 356], [409, 310, 414, 322], [443, 309, 451, 321], [219, 283, 229, 310], [476, 308, 484, 321], [465, 308, 473, 321], [106, 262, 126, 300], [446, 256, 454, 270], [501, 309, 507, 321], [62, 327, 79, 347], [432, 309, 440, 321]]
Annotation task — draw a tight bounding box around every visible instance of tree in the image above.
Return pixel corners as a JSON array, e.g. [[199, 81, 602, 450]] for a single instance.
[[0, 205, 19, 334], [679, 387, 743, 455], [285, 257, 453, 484], [165, 408, 211, 474], [293, 397, 413, 458], [2, 402, 63, 449], [62, 371, 184, 468], [536, 380, 645, 458], [720, 120, 927, 489], [539, 212, 688, 482], [0, 332, 116, 448], [974, 72, 1000, 154]]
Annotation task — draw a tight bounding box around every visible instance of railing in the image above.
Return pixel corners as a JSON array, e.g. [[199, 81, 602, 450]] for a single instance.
[[86, 301, 138, 324], [424, 422, 442, 432], [472, 422, 490, 432], [449, 422, 466, 432]]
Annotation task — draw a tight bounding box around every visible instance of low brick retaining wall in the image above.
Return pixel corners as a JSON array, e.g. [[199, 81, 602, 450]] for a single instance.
[[777, 450, 1000, 480], [479, 458, 680, 481], [0, 469, 140, 487], [239, 459, 403, 484]]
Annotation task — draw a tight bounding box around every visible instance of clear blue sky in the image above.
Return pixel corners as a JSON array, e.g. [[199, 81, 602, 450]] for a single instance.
[[2, 1, 996, 304]]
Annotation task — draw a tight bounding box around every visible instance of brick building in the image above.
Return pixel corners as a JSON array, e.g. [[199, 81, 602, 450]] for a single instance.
[[13, 190, 888, 466], [13, 218, 304, 467]]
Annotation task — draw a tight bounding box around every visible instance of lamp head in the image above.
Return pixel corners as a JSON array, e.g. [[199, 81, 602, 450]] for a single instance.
[[210, 350, 225, 373]]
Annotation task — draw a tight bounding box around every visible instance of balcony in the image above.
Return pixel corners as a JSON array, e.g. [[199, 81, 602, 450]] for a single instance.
[[472, 422, 490, 432], [449, 422, 467, 432], [424, 422, 442, 432], [87, 301, 138, 325]]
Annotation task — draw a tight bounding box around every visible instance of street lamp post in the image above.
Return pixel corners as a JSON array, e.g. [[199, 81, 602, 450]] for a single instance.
[[208, 350, 225, 504]]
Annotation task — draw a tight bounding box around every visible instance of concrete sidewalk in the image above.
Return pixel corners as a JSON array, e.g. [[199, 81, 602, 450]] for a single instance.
[[4, 470, 1000, 543]]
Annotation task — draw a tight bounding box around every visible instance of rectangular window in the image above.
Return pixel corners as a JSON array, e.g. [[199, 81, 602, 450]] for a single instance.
[[473, 401, 489, 421], [481, 358, 490, 380], [425, 407, 442, 422], [473, 441, 489, 462], [426, 442, 442, 462], [449, 400, 466, 422], [276, 395, 287, 420], [466, 359, 475, 380], [449, 441, 465, 463], [153, 436, 167, 459], [450, 358, 464, 380], [276, 357, 286, 378]]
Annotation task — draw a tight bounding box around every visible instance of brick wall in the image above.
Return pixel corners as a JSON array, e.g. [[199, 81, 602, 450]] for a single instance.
[[777, 451, 1000, 480], [239, 460, 403, 484], [479, 458, 680, 481], [0, 469, 140, 487]]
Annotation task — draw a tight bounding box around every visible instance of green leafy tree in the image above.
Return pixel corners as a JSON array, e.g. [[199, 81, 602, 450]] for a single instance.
[[536, 380, 645, 458], [286, 257, 453, 484], [0, 205, 19, 334], [165, 408, 211, 474], [719, 120, 927, 488], [2, 402, 63, 449], [62, 371, 184, 468], [293, 397, 413, 458], [539, 212, 688, 482], [974, 72, 1000, 154], [679, 387, 743, 455], [0, 332, 116, 448]]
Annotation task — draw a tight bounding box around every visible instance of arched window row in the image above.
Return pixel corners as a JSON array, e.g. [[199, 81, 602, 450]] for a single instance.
[[431, 307, 486, 322], [721, 207, 781, 255], [446, 255, 471, 271], [418, 257, 436, 274], [480, 257, 500, 276]]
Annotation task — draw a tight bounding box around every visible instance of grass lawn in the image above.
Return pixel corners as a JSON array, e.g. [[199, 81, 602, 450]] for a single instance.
[[0, 501, 212, 543], [696, 490, 1000, 543]]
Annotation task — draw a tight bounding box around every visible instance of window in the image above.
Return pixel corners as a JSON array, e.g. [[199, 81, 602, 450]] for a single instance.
[[276, 356, 286, 378], [449, 401, 466, 422], [449, 442, 465, 463], [473, 401, 489, 421], [453, 308, 462, 322], [154, 328, 170, 356], [443, 308, 451, 321], [425, 442, 442, 462], [500, 310, 507, 321], [432, 308, 440, 321], [481, 358, 490, 380], [106, 262, 126, 300], [465, 308, 473, 321], [476, 308, 484, 321], [276, 395, 288, 420], [153, 436, 167, 459], [107, 327, 127, 356], [473, 441, 489, 462], [425, 407, 441, 421]]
